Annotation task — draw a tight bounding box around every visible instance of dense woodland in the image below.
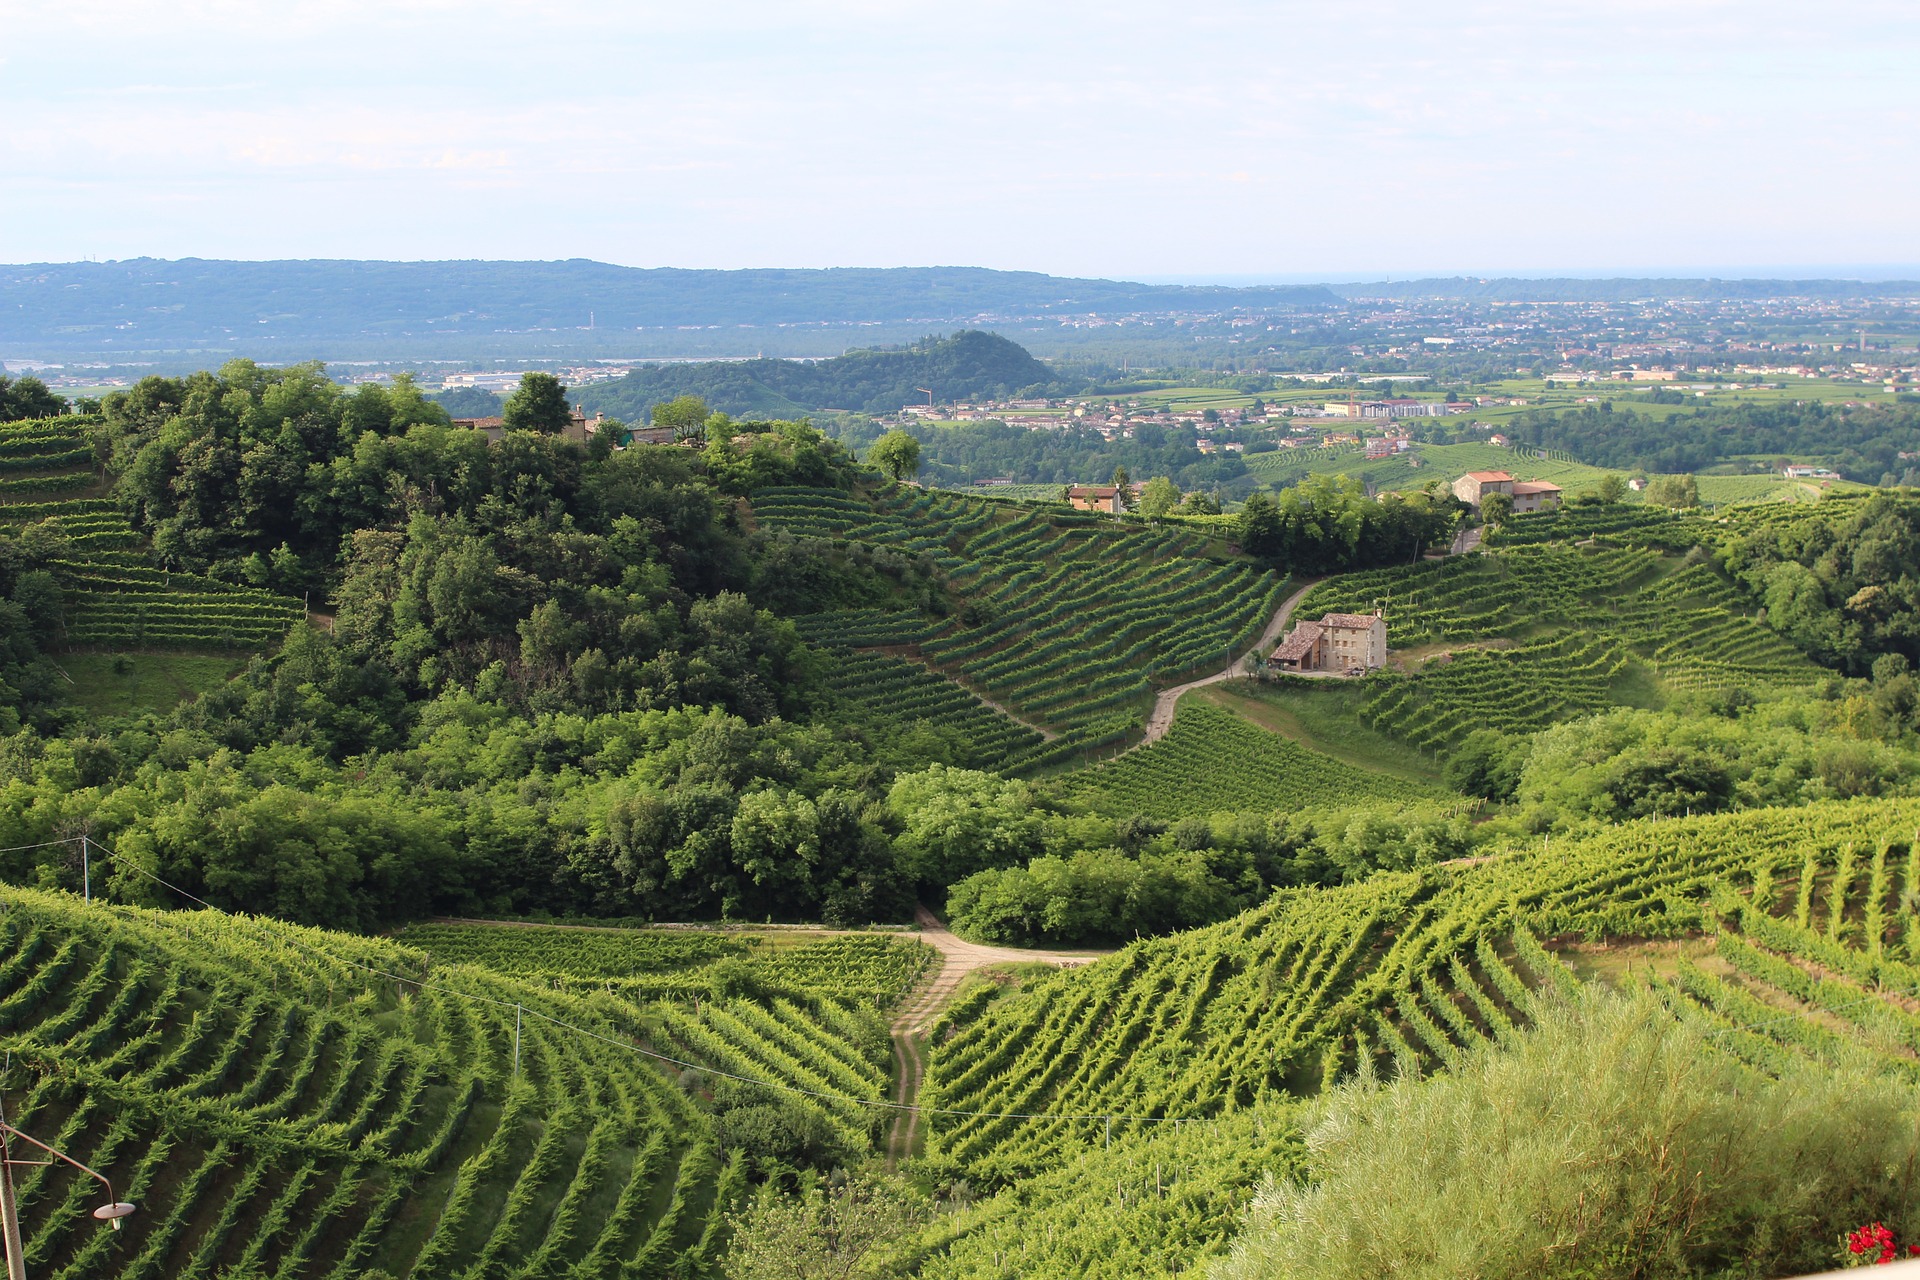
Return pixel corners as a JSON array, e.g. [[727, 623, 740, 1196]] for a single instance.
[[1508, 398, 1920, 482], [828, 415, 1256, 493], [585, 331, 1075, 420]]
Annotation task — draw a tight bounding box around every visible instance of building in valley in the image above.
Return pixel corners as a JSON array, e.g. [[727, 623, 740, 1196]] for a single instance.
[[1268, 608, 1388, 674]]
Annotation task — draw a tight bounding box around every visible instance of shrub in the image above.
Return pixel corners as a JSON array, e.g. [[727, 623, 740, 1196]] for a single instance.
[[1212, 988, 1920, 1280]]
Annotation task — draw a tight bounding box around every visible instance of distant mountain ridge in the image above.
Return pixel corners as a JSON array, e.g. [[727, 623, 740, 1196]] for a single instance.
[[0, 259, 1337, 359], [581, 330, 1064, 419], [1329, 276, 1920, 302]]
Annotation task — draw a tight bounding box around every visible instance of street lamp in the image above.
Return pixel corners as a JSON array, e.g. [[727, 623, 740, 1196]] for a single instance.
[[0, 1121, 134, 1280]]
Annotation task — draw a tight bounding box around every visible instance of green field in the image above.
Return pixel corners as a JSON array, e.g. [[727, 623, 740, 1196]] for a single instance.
[[56, 650, 244, 717], [1190, 680, 1447, 786]]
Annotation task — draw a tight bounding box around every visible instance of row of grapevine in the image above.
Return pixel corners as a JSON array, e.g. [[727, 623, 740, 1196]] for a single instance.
[[921, 797, 1920, 1178], [755, 482, 1280, 738], [1060, 702, 1450, 819], [813, 646, 1046, 771], [0, 888, 946, 1277]]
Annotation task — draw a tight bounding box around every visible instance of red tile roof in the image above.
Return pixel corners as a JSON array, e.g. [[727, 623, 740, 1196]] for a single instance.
[[1462, 470, 1512, 482], [1510, 481, 1563, 494], [1319, 612, 1382, 630], [1270, 621, 1324, 661]]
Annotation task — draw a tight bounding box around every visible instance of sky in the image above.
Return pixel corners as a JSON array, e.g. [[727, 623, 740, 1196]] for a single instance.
[[1, 0, 1915, 279]]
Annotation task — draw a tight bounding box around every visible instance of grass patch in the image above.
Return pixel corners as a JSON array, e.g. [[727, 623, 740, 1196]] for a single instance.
[[56, 650, 243, 717], [1194, 680, 1448, 786]]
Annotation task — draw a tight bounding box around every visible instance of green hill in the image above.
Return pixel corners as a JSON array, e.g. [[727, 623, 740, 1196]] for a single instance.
[[1282, 543, 1820, 753], [584, 331, 1066, 420], [0, 890, 929, 1278], [758, 482, 1284, 764], [921, 796, 1920, 1183]]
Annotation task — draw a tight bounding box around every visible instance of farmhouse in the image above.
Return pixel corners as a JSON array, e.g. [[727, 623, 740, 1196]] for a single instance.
[[1451, 470, 1562, 513], [1509, 481, 1564, 513], [1066, 484, 1134, 513], [1268, 608, 1388, 674], [1451, 470, 1513, 506], [1781, 464, 1839, 479]]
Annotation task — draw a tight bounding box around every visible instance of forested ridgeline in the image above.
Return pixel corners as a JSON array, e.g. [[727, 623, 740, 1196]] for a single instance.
[[583, 331, 1073, 420], [0, 887, 931, 1279], [1505, 396, 1920, 482]]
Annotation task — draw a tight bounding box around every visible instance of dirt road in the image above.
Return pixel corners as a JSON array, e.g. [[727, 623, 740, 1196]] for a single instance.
[[885, 905, 1106, 1167], [1136, 577, 1323, 747]]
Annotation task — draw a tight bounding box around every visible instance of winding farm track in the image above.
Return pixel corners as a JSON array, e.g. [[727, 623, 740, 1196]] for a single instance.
[[885, 905, 1107, 1168], [1136, 576, 1324, 747]]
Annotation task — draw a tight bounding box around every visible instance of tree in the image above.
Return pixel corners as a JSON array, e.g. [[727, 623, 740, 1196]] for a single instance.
[[1594, 473, 1629, 504], [1139, 475, 1181, 519], [867, 430, 922, 484], [501, 373, 572, 434], [1111, 464, 1136, 510], [1480, 491, 1514, 526], [1644, 473, 1699, 509], [0, 376, 65, 421], [651, 394, 712, 443], [723, 1176, 927, 1280]]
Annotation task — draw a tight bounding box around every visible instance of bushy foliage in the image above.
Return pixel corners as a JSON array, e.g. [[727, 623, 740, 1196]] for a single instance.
[[1237, 474, 1456, 572], [1515, 704, 1920, 828], [943, 803, 1471, 946], [1213, 989, 1920, 1280]]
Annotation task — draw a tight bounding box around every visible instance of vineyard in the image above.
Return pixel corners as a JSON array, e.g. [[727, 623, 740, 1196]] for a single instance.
[[807, 646, 1048, 773], [920, 796, 1920, 1182], [395, 922, 937, 1005], [1060, 702, 1452, 820], [1290, 544, 1821, 749], [0, 892, 931, 1278], [0, 417, 305, 655], [753, 483, 1283, 763]]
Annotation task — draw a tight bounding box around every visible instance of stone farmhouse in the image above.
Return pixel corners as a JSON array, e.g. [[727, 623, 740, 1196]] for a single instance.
[[1268, 608, 1388, 674], [1451, 470, 1563, 514]]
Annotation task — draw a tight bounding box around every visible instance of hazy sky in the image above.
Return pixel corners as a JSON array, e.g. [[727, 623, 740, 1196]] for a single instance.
[[2, 1, 1914, 278]]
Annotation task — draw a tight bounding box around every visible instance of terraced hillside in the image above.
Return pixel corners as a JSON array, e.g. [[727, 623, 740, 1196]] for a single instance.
[[1061, 702, 1453, 820], [920, 796, 1920, 1182], [755, 484, 1284, 767], [0, 416, 304, 655], [0, 891, 929, 1278], [1290, 544, 1819, 751]]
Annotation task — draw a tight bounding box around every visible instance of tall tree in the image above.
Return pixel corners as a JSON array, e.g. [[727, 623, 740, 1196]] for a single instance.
[[868, 430, 922, 484], [502, 372, 573, 434], [651, 395, 712, 442], [1139, 475, 1181, 519]]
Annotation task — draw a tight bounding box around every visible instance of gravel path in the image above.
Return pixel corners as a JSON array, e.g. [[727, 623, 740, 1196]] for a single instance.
[[885, 905, 1106, 1167], [1136, 577, 1324, 747]]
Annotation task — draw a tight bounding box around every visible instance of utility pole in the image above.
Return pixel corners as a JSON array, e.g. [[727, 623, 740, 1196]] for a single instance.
[[0, 1117, 133, 1280], [0, 1130, 23, 1280]]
